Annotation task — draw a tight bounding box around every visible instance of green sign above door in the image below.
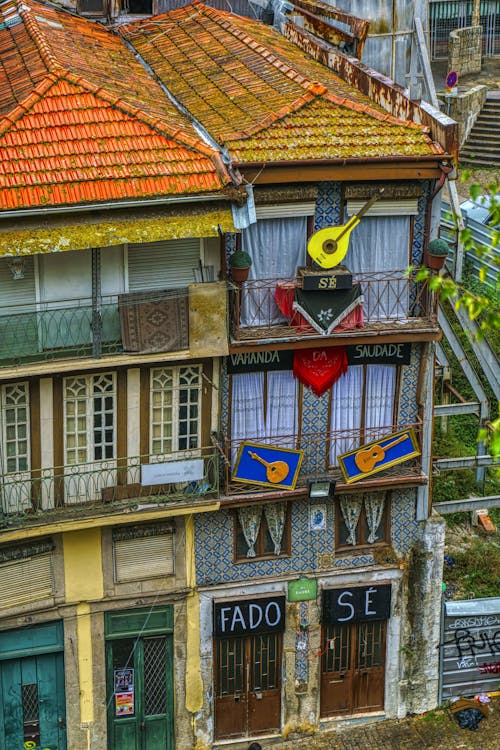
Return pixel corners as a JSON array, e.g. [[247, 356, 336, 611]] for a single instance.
[[287, 577, 318, 602]]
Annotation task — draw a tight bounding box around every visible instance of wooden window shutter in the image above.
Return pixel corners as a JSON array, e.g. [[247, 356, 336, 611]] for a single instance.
[[78, 0, 106, 15], [114, 533, 175, 582], [0, 554, 53, 610], [127, 239, 200, 292]]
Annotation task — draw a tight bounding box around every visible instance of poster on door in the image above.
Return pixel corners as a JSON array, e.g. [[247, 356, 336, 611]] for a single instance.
[[115, 691, 135, 716], [114, 668, 135, 716]]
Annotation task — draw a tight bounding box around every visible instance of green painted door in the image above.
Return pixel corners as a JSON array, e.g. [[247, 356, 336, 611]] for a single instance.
[[0, 652, 66, 750], [107, 635, 173, 750]]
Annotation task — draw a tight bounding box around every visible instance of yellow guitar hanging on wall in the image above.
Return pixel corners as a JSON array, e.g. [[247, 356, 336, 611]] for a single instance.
[[308, 188, 384, 268]]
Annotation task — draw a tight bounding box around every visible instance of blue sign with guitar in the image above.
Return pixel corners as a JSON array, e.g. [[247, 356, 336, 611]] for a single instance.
[[232, 442, 304, 490], [338, 428, 420, 484]]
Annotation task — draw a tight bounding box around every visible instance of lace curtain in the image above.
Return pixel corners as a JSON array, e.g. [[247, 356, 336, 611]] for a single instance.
[[237, 505, 263, 557], [238, 502, 287, 557], [329, 366, 363, 464], [364, 365, 397, 437], [231, 371, 298, 465], [345, 215, 410, 320], [264, 502, 287, 555], [364, 493, 385, 543], [339, 495, 363, 546], [240, 217, 307, 326]]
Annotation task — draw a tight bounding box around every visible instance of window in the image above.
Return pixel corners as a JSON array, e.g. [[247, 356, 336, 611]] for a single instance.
[[336, 493, 389, 550], [64, 373, 115, 464], [329, 365, 398, 464], [1, 382, 30, 474], [235, 502, 291, 561], [150, 366, 202, 455], [230, 370, 298, 464], [113, 524, 175, 583]]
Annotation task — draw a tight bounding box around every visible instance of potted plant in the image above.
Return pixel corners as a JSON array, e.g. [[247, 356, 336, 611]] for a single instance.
[[228, 249, 252, 282], [425, 238, 449, 271]]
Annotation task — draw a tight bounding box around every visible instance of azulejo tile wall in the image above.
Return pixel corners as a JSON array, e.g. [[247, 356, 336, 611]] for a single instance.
[[195, 488, 422, 585], [195, 499, 334, 585]]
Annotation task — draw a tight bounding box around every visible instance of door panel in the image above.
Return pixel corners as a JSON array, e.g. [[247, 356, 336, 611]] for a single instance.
[[215, 633, 282, 740], [107, 635, 173, 750], [248, 634, 281, 735], [320, 621, 386, 717], [0, 652, 66, 750], [320, 624, 353, 716], [214, 637, 246, 740]]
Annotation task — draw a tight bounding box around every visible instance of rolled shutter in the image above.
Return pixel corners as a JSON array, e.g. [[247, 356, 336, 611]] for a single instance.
[[346, 199, 419, 217], [114, 534, 175, 582], [0, 554, 53, 609], [127, 239, 201, 291]]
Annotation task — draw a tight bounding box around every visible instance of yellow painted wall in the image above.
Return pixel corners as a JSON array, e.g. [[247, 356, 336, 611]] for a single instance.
[[63, 528, 104, 725]]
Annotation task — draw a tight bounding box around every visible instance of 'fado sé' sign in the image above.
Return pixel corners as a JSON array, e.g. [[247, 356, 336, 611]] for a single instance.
[[214, 596, 286, 637], [322, 585, 392, 624], [338, 428, 420, 484]]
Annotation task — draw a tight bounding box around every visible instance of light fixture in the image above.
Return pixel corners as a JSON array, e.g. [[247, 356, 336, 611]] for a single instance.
[[308, 478, 336, 500], [7, 257, 25, 280]]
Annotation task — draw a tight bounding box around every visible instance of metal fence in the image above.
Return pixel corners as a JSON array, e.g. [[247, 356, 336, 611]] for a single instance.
[[440, 201, 499, 288], [430, 0, 500, 59]]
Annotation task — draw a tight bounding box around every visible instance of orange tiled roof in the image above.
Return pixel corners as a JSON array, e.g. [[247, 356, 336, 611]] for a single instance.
[[0, 0, 231, 210], [120, 1, 445, 164]]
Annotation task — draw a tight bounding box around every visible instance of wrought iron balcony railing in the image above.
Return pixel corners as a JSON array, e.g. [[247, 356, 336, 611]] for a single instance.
[[222, 421, 423, 496], [0, 286, 193, 367], [0, 448, 218, 525], [229, 271, 434, 343]]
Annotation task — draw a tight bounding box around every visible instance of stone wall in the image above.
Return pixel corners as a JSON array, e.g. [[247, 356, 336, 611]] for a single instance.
[[440, 85, 488, 146], [448, 25, 482, 76]]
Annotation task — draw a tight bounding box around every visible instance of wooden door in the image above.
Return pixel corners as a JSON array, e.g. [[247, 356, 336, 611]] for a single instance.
[[107, 635, 174, 750], [215, 633, 282, 740], [320, 621, 386, 717], [0, 652, 67, 750]]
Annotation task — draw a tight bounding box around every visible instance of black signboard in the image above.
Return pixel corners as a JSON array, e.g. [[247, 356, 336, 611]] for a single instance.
[[227, 350, 294, 374], [214, 596, 286, 637], [322, 584, 391, 624], [346, 343, 411, 366], [299, 268, 353, 291]]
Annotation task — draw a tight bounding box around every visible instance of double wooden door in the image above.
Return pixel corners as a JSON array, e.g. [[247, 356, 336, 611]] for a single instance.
[[320, 620, 386, 717], [215, 632, 282, 740]]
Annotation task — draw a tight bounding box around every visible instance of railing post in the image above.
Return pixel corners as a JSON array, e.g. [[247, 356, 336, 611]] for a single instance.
[[92, 247, 102, 358]]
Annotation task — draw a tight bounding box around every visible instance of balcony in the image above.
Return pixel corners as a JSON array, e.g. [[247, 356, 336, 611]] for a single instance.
[[229, 271, 436, 345], [0, 448, 219, 528], [221, 421, 425, 499], [0, 282, 226, 369]]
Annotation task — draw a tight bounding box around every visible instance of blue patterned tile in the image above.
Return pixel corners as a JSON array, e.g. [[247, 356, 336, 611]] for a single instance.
[[195, 499, 335, 585], [314, 182, 342, 230], [391, 488, 422, 556], [398, 344, 421, 424]]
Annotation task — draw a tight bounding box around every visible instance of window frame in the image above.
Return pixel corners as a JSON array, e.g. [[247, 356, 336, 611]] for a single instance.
[[0, 381, 30, 475], [234, 503, 292, 563], [149, 364, 203, 457], [335, 493, 390, 552], [63, 372, 116, 465]]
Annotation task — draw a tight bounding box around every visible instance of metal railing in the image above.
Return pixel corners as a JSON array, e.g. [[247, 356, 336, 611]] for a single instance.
[[229, 271, 432, 342], [440, 201, 499, 288], [223, 421, 423, 495], [0, 448, 219, 522], [0, 287, 190, 366]]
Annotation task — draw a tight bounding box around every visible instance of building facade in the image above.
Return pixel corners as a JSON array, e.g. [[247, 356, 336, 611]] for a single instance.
[[0, 1, 457, 748]]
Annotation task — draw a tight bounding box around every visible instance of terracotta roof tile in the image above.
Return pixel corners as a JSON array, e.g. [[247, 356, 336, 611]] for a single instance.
[[0, 0, 230, 210], [121, 1, 443, 163]]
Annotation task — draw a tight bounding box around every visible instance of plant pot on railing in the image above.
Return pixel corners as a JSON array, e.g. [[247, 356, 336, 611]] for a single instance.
[[228, 250, 252, 283], [425, 238, 449, 271]]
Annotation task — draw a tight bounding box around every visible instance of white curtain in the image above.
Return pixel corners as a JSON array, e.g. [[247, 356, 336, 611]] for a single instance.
[[231, 373, 265, 464], [339, 495, 363, 546], [238, 505, 263, 557], [346, 215, 410, 320], [241, 217, 307, 326], [266, 371, 298, 446], [364, 365, 396, 438], [264, 502, 287, 555], [364, 493, 385, 543], [329, 366, 363, 464]]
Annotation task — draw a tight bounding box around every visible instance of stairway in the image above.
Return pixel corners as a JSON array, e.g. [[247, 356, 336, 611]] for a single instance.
[[460, 92, 500, 167]]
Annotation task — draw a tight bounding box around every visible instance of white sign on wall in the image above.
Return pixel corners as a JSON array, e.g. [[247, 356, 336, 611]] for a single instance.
[[141, 459, 204, 486]]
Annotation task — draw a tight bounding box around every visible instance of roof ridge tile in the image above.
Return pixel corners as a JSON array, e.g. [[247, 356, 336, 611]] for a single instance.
[[18, 0, 61, 75]]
